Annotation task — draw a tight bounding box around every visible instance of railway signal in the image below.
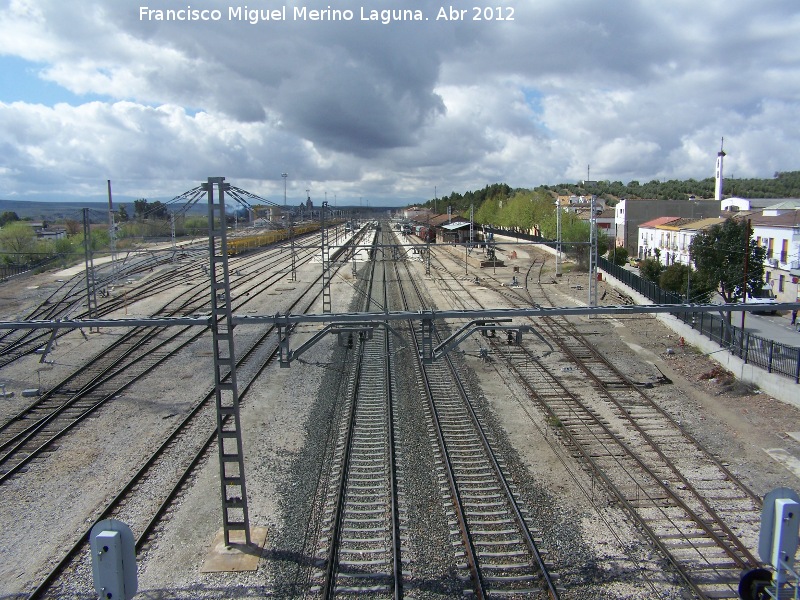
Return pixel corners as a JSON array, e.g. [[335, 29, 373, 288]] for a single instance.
[[89, 519, 137, 600], [740, 487, 800, 599]]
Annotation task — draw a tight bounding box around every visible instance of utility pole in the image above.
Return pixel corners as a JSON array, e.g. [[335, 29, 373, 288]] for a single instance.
[[281, 172, 288, 207], [107, 180, 117, 284], [588, 195, 598, 310], [469, 203, 474, 245], [203, 176, 251, 547], [555, 199, 562, 277], [686, 248, 692, 303], [321, 201, 331, 313], [170, 212, 176, 263], [83, 208, 98, 332], [741, 218, 750, 332]]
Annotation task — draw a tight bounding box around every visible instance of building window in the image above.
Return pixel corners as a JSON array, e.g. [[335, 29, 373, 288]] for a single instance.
[[779, 275, 785, 293]]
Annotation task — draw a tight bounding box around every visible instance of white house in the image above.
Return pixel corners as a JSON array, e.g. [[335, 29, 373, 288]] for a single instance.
[[637, 216, 682, 260], [637, 209, 800, 303], [750, 209, 800, 303], [637, 216, 723, 265], [615, 198, 719, 252]]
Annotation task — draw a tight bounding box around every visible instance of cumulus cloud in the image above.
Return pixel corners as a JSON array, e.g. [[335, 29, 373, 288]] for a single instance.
[[0, 0, 798, 203]]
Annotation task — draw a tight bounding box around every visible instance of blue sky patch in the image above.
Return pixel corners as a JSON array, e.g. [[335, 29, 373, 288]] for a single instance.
[[0, 55, 107, 105]]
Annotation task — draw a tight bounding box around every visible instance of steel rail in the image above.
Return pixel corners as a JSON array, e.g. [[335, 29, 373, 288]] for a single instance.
[[322, 236, 377, 597], [460, 247, 761, 597], [25, 228, 365, 599], [0, 228, 323, 365], [399, 255, 560, 599], [393, 257, 486, 599], [320, 228, 405, 597], [0, 232, 329, 480]]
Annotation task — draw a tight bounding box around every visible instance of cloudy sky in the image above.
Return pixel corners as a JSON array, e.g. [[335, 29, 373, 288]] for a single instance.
[[0, 0, 798, 207]]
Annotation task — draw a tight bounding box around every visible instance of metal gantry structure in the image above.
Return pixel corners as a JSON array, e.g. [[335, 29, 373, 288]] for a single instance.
[[588, 194, 598, 309], [106, 180, 119, 284], [555, 198, 562, 277]]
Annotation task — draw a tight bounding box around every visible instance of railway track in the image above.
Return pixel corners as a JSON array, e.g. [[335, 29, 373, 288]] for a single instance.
[[395, 238, 560, 599], [6, 222, 777, 598], [0, 230, 337, 482], [411, 235, 765, 598], [0, 230, 323, 367], [25, 226, 370, 598], [308, 230, 405, 597]]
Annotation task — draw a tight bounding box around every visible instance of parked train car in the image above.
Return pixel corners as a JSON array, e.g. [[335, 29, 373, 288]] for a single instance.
[[415, 225, 436, 243], [227, 222, 321, 256]]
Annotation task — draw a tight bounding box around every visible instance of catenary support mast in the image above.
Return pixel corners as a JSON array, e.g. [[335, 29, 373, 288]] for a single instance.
[[205, 176, 251, 546]]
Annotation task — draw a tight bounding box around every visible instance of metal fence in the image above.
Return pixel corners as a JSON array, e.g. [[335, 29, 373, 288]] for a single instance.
[[1, 263, 35, 282], [598, 256, 800, 383], [487, 226, 800, 381]]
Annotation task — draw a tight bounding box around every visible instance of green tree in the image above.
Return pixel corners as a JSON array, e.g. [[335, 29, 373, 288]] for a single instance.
[[51, 236, 78, 267], [0, 222, 36, 265], [639, 258, 663, 282], [133, 198, 149, 219], [0, 211, 20, 227], [474, 196, 501, 226], [117, 204, 129, 222], [659, 263, 687, 294], [149, 200, 169, 219], [690, 218, 766, 304], [608, 245, 628, 266]]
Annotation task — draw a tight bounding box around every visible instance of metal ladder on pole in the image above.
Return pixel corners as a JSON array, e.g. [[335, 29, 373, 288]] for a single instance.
[[588, 195, 598, 310], [82, 208, 99, 332], [205, 176, 251, 546], [321, 201, 332, 314]]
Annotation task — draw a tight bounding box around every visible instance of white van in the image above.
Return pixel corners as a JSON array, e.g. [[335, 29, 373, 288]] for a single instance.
[[746, 285, 778, 314]]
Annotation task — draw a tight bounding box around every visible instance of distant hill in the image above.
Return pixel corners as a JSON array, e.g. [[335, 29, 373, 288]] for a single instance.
[[0, 199, 207, 223]]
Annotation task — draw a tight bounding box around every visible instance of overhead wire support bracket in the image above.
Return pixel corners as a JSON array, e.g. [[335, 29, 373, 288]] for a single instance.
[[6, 303, 800, 333], [277, 321, 402, 367], [430, 318, 547, 360]]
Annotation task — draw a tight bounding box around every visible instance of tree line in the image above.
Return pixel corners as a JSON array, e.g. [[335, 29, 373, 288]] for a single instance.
[[0, 199, 209, 271], [423, 171, 800, 209], [420, 179, 786, 311]]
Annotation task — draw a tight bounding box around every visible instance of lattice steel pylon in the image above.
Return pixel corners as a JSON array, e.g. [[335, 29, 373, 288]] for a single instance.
[[82, 208, 99, 332], [204, 176, 251, 546], [588, 194, 598, 310], [321, 201, 332, 314]]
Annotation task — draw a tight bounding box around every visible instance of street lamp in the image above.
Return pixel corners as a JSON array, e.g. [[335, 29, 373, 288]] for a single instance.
[[281, 172, 288, 207]]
